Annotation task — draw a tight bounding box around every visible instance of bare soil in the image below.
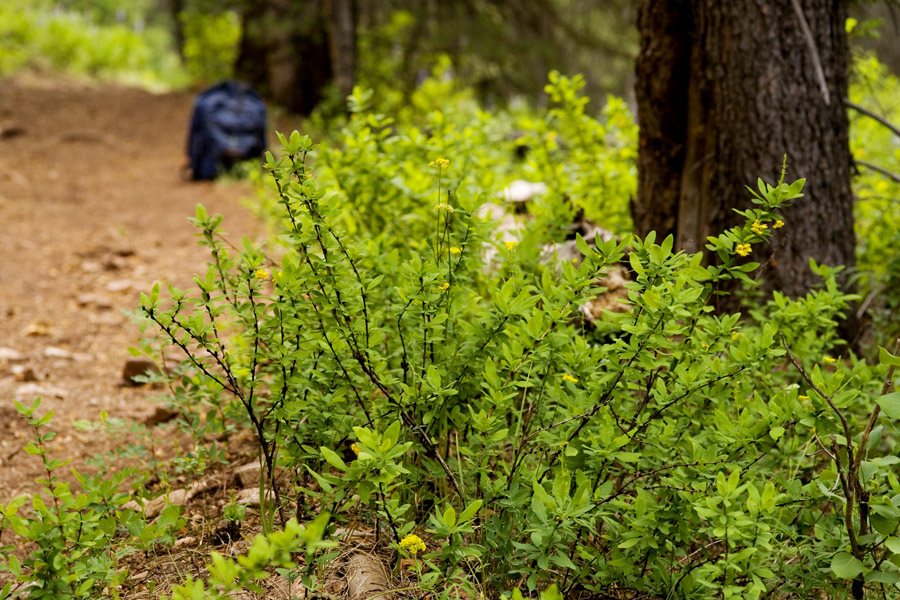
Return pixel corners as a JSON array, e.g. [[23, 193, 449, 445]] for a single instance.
[[0, 74, 270, 495], [0, 75, 402, 599]]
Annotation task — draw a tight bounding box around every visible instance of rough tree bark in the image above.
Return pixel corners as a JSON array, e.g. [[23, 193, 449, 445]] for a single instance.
[[634, 0, 855, 314]]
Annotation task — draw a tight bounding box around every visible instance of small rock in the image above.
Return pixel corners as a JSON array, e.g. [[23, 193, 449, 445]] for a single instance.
[[233, 461, 285, 488], [15, 383, 67, 400], [12, 366, 38, 382], [233, 462, 262, 488], [80, 260, 103, 273], [43, 347, 72, 359], [23, 322, 52, 337], [106, 279, 134, 292], [122, 359, 161, 385], [0, 347, 25, 362], [142, 488, 191, 518], [76, 294, 114, 310], [502, 180, 547, 203], [174, 536, 196, 548]]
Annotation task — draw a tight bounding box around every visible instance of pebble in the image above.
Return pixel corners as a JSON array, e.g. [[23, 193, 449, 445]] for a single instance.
[[76, 294, 114, 310], [11, 365, 38, 381], [0, 347, 25, 361], [15, 383, 67, 400], [43, 347, 92, 362], [106, 279, 135, 292]]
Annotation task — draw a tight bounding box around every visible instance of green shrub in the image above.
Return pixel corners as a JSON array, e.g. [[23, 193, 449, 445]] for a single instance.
[[0, 398, 181, 600], [849, 52, 900, 348], [180, 9, 241, 85], [136, 116, 900, 598], [0, 0, 187, 88]]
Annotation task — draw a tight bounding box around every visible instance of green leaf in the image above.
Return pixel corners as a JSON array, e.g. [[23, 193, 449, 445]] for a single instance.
[[885, 537, 900, 554], [575, 233, 592, 258], [443, 505, 457, 528], [830, 552, 864, 579], [866, 569, 899, 584], [769, 426, 785, 440], [149, 282, 159, 306], [320, 447, 348, 471], [195, 204, 208, 222], [877, 392, 900, 419], [7, 555, 20, 578], [880, 346, 900, 367], [458, 499, 483, 523]]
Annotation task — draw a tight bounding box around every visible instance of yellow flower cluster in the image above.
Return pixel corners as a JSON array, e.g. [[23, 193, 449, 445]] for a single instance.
[[735, 243, 751, 257], [433, 203, 455, 212], [562, 373, 579, 383], [429, 158, 450, 169], [449, 247, 462, 255], [399, 533, 427, 555], [437, 282, 450, 291], [350, 443, 360, 456], [254, 269, 269, 280], [504, 240, 518, 251], [751, 220, 768, 235], [824, 356, 837, 364], [773, 219, 784, 229]]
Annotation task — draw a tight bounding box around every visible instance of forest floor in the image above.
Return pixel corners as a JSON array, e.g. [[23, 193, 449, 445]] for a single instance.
[[0, 75, 351, 598]]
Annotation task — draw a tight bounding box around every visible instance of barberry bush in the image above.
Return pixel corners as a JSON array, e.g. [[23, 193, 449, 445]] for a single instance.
[[134, 89, 900, 600]]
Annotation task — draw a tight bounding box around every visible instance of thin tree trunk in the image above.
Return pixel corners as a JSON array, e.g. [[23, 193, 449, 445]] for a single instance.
[[325, 0, 357, 101]]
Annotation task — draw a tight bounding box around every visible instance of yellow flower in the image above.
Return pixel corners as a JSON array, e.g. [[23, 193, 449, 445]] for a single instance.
[[504, 240, 518, 251], [562, 373, 579, 383], [437, 282, 450, 291], [773, 220, 784, 229], [750, 220, 768, 235], [824, 356, 837, 364], [254, 269, 269, 280], [429, 158, 450, 169], [798, 394, 810, 400], [735, 243, 751, 257], [449, 247, 462, 255], [731, 332, 741, 341], [433, 203, 455, 212], [399, 533, 427, 555], [350, 443, 360, 456]]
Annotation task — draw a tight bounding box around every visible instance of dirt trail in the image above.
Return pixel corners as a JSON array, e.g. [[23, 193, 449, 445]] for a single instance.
[[0, 75, 269, 500]]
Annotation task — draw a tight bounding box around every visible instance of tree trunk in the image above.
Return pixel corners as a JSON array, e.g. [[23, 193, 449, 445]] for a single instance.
[[235, 0, 338, 116], [324, 0, 357, 101], [634, 0, 855, 312]]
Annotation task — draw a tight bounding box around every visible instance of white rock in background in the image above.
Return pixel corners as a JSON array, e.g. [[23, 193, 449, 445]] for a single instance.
[[501, 180, 547, 203]]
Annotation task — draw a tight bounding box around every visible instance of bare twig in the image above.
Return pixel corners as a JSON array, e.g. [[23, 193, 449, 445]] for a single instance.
[[846, 100, 900, 139], [780, 334, 853, 466], [791, 0, 830, 105], [855, 159, 900, 186]]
